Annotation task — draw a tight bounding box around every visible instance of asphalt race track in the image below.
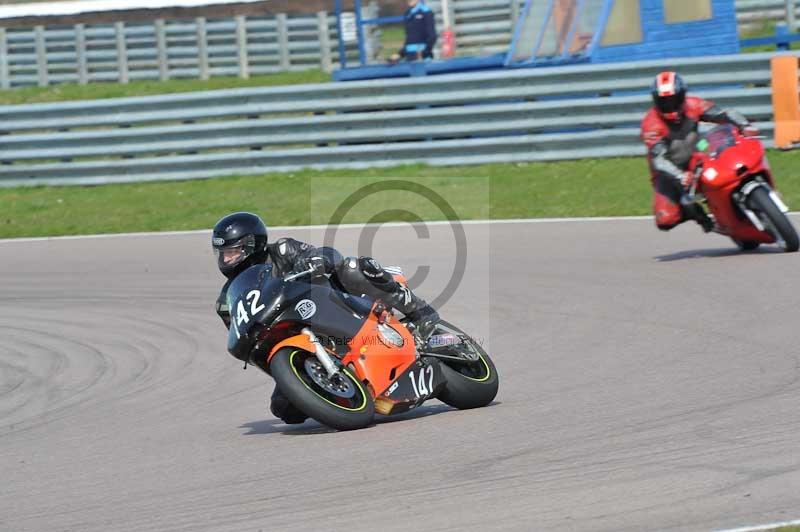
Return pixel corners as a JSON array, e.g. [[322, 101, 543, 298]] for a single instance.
[[2, 218, 800, 532]]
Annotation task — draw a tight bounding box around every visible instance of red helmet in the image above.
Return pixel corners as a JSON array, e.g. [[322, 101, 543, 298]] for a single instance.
[[651, 71, 687, 122]]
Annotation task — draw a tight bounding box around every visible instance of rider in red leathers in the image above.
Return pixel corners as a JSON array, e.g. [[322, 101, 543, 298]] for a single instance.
[[641, 71, 759, 231]]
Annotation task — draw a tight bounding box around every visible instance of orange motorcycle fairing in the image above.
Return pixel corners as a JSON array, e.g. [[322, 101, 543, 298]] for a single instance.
[[391, 272, 409, 286], [267, 334, 317, 364], [341, 304, 417, 399]]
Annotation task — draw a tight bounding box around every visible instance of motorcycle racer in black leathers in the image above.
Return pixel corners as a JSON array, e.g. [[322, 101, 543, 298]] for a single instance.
[[212, 211, 439, 425]]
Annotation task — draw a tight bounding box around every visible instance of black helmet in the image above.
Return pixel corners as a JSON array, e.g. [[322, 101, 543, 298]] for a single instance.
[[212, 212, 268, 278], [651, 71, 687, 122]]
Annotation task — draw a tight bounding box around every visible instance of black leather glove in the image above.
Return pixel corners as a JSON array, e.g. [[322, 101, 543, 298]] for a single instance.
[[297, 256, 327, 277]]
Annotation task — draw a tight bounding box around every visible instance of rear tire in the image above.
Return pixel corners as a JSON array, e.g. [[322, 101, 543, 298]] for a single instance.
[[747, 186, 799, 252], [270, 347, 374, 431], [431, 321, 499, 410]]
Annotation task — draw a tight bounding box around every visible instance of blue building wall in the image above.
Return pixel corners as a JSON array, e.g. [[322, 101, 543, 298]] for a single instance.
[[592, 0, 739, 63]]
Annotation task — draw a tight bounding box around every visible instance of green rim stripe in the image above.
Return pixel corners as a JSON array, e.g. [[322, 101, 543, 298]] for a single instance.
[[462, 351, 492, 383], [288, 350, 369, 412]]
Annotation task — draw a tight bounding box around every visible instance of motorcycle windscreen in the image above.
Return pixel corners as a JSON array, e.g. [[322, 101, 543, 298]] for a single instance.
[[698, 124, 737, 158], [226, 264, 283, 358]]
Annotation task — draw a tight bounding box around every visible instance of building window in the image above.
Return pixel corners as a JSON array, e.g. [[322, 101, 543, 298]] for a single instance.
[[663, 0, 712, 23], [601, 0, 642, 46]]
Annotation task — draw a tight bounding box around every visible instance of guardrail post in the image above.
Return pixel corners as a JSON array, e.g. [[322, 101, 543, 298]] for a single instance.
[[35, 25, 49, 87], [364, 1, 380, 61], [116, 22, 129, 84], [276, 13, 290, 70], [75, 23, 88, 85], [317, 11, 333, 73], [196, 17, 210, 80], [236, 15, 250, 79], [155, 18, 169, 81], [0, 28, 9, 90]]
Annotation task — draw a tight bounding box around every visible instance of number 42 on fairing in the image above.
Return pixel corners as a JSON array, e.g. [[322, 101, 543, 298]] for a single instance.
[[232, 289, 265, 339]]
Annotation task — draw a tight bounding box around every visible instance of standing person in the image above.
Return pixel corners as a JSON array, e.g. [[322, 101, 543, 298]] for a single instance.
[[390, 0, 437, 62], [641, 71, 759, 231]]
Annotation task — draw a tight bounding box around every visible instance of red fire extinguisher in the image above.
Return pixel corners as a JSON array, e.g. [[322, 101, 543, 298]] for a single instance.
[[442, 27, 456, 58], [440, 0, 455, 58]]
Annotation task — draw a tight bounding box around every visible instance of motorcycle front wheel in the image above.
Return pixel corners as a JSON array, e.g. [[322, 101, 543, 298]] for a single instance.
[[269, 347, 374, 431], [747, 186, 799, 252]]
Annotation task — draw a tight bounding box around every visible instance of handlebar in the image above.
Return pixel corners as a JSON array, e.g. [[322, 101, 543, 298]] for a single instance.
[[283, 266, 317, 282]]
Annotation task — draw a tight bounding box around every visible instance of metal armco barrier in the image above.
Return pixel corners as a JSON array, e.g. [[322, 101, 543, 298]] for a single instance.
[[0, 0, 787, 90], [0, 10, 379, 89], [736, 0, 799, 31], [0, 52, 785, 187]]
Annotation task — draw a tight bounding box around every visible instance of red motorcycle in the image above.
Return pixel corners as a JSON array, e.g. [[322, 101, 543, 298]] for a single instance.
[[686, 124, 798, 252]]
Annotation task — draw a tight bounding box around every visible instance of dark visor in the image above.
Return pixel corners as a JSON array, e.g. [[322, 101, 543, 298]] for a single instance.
[[656, 93, 685, 114]]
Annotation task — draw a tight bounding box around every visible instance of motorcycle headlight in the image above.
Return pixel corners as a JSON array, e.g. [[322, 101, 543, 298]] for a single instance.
[[377, 323, 404, 348]]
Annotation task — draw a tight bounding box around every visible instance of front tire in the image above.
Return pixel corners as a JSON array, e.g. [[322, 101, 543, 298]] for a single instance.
[[430, 320, 499, 410], [747, 186, 799, 252], [269, 347, 374, 431]]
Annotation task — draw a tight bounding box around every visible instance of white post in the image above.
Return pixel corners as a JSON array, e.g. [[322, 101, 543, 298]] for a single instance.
[[787, 0, 797, 31], [35, 25, 49, 87], [441, 0, 452, 29], [317, 11, 332, 73], [75, 23, 88, 85], [0, 28, 9, 90], [235, 15, 250, 79], [196, 17, 210, 80], [116, 21, 129, 84], [155, 18, 169, 81], [440, 0, 456, 58], [276, 13, 290, 70]]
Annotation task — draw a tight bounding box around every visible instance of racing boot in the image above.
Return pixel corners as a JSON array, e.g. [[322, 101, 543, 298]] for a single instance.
[[696, 212, 715, 233], [682, 200, 715, 233], [269, 386, 308, 424], [348, 257, 440, 338], [384, 283, 440, 339], [691, 208, 715, 233]]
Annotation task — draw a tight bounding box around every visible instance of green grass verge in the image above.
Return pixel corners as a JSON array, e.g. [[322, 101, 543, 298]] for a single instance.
[[379, 25, 406, 58], [740, 20, 800, 53], [0, 70, 331, 105], [3, 150, 800, 238]]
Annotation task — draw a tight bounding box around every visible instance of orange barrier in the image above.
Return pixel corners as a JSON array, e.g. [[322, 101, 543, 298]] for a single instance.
[[771, 55, 800, 149]]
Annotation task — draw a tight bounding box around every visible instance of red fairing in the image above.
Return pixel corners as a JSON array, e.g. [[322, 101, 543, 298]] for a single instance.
[[691, 129, 776, 243], [700, 137, 767, 190]]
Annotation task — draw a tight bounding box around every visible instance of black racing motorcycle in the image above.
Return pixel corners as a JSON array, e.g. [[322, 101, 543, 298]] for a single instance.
[[226, 263, 499, 431]]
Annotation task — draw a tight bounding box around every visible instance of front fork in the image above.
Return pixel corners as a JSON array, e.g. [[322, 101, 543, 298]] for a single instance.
[[302, 327, 340, 378], [732, 179, 790, 232]]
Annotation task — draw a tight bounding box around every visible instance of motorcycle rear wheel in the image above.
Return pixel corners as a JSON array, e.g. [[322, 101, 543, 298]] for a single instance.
[[270, 347, 374, 431], [747, 186, 799, 252], [431, 320, 499, 410]]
